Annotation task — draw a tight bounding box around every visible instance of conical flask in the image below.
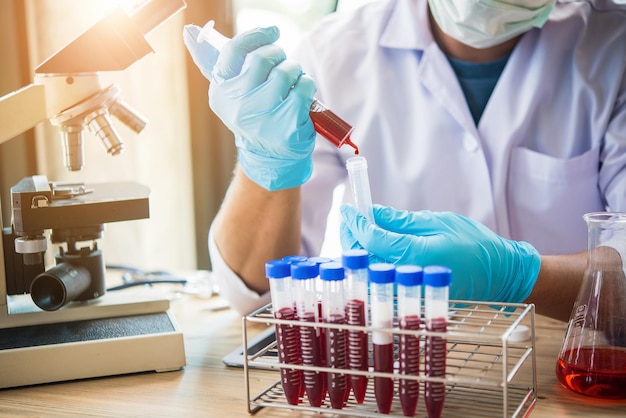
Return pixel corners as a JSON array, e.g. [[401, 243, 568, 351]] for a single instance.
[[555, 212, 626, 399]]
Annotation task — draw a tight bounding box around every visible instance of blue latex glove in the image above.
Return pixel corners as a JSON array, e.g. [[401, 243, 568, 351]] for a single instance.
[[340, 204, 541, 303], [182, 24, 317, 191]]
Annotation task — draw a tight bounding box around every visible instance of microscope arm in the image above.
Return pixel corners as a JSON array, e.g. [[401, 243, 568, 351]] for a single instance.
[[0, 84, 46, 145], [0, 75, 104, 146]]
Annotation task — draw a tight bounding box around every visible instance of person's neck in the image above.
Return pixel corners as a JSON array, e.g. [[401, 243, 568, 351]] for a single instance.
[[428, 9, 520, 63]]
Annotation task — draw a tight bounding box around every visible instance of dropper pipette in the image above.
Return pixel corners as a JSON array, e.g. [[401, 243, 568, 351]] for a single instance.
[[196, 21, 359, 154]]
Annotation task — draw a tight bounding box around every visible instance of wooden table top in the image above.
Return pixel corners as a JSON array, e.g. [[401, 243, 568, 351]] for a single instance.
[[1, 289, 625, 417]]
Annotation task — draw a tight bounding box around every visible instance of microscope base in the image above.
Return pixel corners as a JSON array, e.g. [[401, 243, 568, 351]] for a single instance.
[[0, 310, 185, 389], [0, 294, 186, 389]]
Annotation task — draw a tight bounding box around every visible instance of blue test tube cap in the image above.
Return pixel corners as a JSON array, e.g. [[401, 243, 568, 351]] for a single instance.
[[308, 256, 333, 265], [282, 255, 308, 264], [395, 265, 423, 287], [265, 259, 291, 279], [342, 249, 369, 269], [291, 260, 319, 280], [423, 265, 452, 287], [368, 263, 395, 284], [319, 261, 345, 281]]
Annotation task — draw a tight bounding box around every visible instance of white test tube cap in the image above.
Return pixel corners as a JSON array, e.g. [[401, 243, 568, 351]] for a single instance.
[[508, 325, 531, 342], [196, 20, 230, 51]]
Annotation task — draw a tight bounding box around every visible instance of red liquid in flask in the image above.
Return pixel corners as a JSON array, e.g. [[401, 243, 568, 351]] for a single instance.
[[309, 100, 359, 154], [399, 314, 421, 417], [298, 311, 324, 407], [274, 306, 302, 405], [374, 342, 394, 414], [425, 316, 447, 418], [326, 313, 348, 409], [556, 347, 626, 399], [346, 298, 368, 404]]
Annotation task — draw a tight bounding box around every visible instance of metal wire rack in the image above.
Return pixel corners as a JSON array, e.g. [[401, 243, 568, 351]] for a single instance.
[[242, 301, 536, 417]]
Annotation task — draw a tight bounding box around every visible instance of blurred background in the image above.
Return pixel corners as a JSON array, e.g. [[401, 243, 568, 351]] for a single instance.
[[0, 0, 375, 274]]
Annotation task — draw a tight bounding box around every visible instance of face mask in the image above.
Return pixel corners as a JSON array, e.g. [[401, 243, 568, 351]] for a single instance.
[[428, 0, 556, 49]]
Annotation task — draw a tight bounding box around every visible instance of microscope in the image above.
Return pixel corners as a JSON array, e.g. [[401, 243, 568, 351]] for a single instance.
[[0, 0, 187, 389]]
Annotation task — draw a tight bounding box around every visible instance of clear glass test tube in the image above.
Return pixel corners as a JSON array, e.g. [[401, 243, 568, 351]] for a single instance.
[[320, 261, 348, 409], [397, 265, 424, 417], [291, 261, 325, 407], [424, 266, 451, 418], [342, 249, 370, 404], [196, 20, 358, 154], [346, 156, 375, 223], [369, 263, 396, 415], [266, 259, 302, 405]]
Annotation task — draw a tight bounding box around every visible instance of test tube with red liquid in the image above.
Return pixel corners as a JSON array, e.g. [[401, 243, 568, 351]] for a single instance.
[[320, 261, 348, 409], [396, 265, 424, 417], [291, 261, 325, 407], [282, 255, 309, 399], [369, 263, 396, 415], [342, 249, 370, 404], [266, 259, 302, 405], [424, 266, 451, 418], [308, 256, 333, 400], [195, 21, 359, 155]]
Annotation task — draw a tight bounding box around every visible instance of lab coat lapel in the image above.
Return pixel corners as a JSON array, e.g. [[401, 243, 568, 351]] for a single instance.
[[418, 44, 480, 139], [380, 0, 478, 137]]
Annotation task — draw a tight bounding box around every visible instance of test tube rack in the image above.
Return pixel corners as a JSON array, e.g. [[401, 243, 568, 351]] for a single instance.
[[241, 301, 536, 417]]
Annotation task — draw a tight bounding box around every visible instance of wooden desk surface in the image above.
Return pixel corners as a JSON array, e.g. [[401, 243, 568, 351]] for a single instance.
[[1, 291, 625, 417]]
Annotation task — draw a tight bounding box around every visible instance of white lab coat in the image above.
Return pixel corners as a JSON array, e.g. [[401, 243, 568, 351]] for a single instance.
[[209, 0, 626, 315]]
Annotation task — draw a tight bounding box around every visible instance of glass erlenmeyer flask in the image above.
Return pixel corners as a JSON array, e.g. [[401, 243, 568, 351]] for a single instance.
[[555, 212, 626, 399]]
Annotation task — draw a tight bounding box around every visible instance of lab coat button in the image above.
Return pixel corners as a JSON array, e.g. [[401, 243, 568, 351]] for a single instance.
[[463, 135, 479, 152]]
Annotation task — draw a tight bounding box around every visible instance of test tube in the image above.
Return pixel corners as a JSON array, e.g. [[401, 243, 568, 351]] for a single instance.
[[266, 259, 302, 405], [346, 156, 375, 223], [320, 261, 348, 409], [282, 255, 308, 398], [308, 256, 333, 400], [423, 266, 451, 418], [196, 21, 359, 154], [342, 249, 370, 404], [369, 263, 395, 414], [291, 261, 324, 407], [396, 265, 424, 417]]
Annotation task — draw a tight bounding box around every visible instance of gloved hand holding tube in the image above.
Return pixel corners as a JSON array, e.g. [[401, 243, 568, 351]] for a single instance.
[[340, 204, 542, 303], [183, 23, 317, 191]]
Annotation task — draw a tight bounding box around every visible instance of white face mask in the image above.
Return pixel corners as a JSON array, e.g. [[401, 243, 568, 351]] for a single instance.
[[428, 0, 556, 49]]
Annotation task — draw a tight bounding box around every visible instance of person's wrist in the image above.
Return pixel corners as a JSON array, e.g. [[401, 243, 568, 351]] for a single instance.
[[509, 240, 541, 302], [237, 149, 312, 191]]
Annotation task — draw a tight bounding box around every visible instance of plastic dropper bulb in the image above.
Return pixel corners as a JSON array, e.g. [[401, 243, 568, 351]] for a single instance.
[[196, 20, 359, 155]]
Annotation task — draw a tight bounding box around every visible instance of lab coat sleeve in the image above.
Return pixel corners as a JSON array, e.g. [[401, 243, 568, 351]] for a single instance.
[[208, 225, 271, 316], [599, 65, 626, 213]]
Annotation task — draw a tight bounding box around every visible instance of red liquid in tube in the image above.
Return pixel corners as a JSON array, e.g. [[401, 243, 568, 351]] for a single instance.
[[399, 314, 421, 416], [425, 316, 447, 418], [274, 306, 302, 405], [346, 298, 368, 404], [310, 99, 359, 154], [298, 311, 324, 407], [317, 299, 328, 400], [373, 342, 394, 414], [326, 313, 348, 409]]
